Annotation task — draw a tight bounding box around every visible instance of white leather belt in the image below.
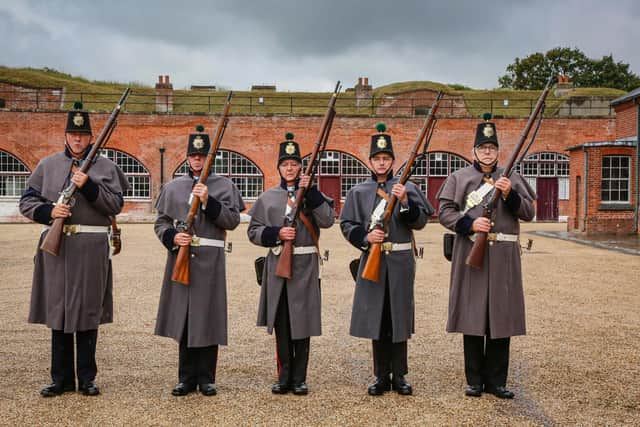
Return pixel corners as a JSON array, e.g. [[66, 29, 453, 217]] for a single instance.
[[43, 225, 109, 235], [190, 236, 225, 248], [469, 232, 518, 242], [380, 242, 413, 252], [270, 245, 318, 255]]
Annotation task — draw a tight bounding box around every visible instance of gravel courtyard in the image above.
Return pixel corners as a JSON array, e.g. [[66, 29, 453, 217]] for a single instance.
[[0, 222, 638, 426]]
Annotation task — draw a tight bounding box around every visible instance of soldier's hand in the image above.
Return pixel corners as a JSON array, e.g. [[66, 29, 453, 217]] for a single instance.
[[51, 203, 71, 219], [192, 183, 209, 204], [278, 226, 296, 241], [367, 229, 386, 244], [71, 170, 89, 188], [471, 217, 492, 233], [299, 174, 310, 189], [392, 183, 408, 205], [173, 232, 192, 247], [494, 177, 511, 198]]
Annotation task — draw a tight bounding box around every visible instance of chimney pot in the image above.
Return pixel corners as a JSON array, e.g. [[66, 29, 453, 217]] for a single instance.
[[165, 75, 170, 84], [364, 77, 369, 86], [358, 77, 363, 86]]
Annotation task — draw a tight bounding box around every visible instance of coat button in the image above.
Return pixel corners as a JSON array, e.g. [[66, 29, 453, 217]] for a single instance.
[[489, 241, 494, 246], [191, 254, 196, 258]]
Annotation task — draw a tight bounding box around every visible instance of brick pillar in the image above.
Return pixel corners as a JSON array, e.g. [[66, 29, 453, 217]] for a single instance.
[[355, 77, 373, 108], [155, 75, 173, 113]]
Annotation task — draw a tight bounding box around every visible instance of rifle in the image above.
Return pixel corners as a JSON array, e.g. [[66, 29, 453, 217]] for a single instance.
[[361, 91, 444, 282], [465, 75, 554, 269], [40, 88, 131, 256], [171, 92, 233, 285], [275, 81, 341, 279]]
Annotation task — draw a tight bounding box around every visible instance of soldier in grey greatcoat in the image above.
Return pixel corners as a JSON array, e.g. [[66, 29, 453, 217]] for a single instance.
[[247, 133, 335, 395], [340, 123, 432, 396], [437, 114, 536, 399], [154, 126, 244, 397], [19, 102, 129, 397]]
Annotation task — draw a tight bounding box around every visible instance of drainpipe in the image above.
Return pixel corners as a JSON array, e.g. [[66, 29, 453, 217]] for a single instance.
[[635, 101, 639, 232], [159, 147, 166, 190], [582, 146, 588, 232]]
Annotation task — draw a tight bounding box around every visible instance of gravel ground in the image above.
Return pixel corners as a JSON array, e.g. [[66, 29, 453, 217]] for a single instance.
[[0, 222, 638, 426]]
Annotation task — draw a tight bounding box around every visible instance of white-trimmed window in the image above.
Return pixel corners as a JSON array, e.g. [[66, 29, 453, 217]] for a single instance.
[[302, 151, 370, 199], [398, 152, 471, 194], [174, 150, 263, 200], [518, 152, 570, 200], [100, 149, 151, 199], [0, 150, 30, 198], [601, 155, 630, 203]]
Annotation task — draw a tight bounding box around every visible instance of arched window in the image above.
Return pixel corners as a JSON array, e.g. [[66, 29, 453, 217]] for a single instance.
[[398, 152, 471, 193], [100, 149, 151, 199], [302, 151, 370, 199], [174, 150, 264, 200], [517, 152, 570, 199], [0, 150, 30, 198]]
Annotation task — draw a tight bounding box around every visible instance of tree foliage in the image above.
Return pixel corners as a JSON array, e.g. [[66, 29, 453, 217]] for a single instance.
[[499, 47, 640, 91]]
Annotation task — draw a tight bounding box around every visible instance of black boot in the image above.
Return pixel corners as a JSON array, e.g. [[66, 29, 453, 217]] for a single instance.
[[367, 376, 391, 396]]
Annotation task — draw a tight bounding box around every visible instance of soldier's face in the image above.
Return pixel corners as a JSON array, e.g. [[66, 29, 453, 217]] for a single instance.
[[188, 153, 206, 173], [474, 143, 499, 165], [65, 132, 92, 157], [279, 159, 302, 183], [369, 153, 394, 175]]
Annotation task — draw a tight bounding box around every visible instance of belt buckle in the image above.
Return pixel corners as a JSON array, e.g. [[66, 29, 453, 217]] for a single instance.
[[191, 236, 201, 247], [487, 233, 497, 241], [271, 245, 282, 255], [381, 242, 393, 253], [65, 224, 79, 235]]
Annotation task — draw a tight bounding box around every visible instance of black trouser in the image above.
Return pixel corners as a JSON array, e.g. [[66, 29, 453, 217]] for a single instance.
[[274, 284, 310, 385], [51, 329, 98, 387], [463, 334, 510, 388], [372, 281, 408, 380], [178, 319, 218, 386]]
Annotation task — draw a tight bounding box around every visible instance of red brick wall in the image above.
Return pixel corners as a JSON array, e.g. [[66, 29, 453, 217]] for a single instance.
[[0, 83, 63, 110], [0, 111, 616, 218], [614, 101, 638, 140], [376, 89, 467, 116]]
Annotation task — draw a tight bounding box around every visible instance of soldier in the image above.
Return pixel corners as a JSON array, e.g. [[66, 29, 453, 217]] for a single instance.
[[154, 125, 244, 397], [247, 133, 335, 395], [19, 102, 129, 397], [436, 114, 536, 399], [340, 123, 432, 396]]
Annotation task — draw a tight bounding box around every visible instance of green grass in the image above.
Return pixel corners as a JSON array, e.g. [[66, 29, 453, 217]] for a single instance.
[[0, 66, 624, 117]]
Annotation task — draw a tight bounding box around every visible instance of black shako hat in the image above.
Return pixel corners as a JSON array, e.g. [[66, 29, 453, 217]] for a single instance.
[[369, 122, 394, 159], [278, 132, 301, 165], [65, 101, 92, 134], [187, 125, 211, 156], [474, 112, 499, 147]]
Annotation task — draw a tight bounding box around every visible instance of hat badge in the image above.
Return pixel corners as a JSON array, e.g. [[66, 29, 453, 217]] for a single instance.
[[73, 113, 84, 127], [285, 142, 296, 155], [483, 124, 494, 138], [193, 136, 205, 149], [376, 136, 387, 149]]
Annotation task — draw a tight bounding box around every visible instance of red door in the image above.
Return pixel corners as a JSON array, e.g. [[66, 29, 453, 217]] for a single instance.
[[318, 176, 341, 216], [536, 178, 558, 221], [427, 177, 446, 216]]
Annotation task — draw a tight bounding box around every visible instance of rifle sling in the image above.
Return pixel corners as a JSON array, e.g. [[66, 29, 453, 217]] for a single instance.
[[374, 188, 418, 258], [286, 198, 319, 250]]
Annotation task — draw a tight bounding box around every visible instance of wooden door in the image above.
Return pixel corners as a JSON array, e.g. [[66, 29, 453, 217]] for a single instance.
[[536, 177, 558, 221], [427, 177, 446, 216], [318, 176, 341, 216]]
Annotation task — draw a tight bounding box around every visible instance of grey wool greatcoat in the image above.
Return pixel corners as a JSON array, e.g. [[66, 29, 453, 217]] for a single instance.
[[154, 174, 244, 348], [340, 176, 432, 343], [247, 184, 335, 340], [19, 150, 129, 333], [437, 165, 536, 339]]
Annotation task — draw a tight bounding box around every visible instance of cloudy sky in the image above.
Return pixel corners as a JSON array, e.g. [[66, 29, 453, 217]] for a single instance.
[[1, 0, 639, 91]]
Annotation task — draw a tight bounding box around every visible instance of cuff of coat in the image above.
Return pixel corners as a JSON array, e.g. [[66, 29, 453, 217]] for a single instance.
[[261, 226, 281, 247], [162, 228, 178, 251], [348, 225, 368, 249], [78, 177, 100, 202], [203, 196, 222, 221], [503, 189, 521, 214], [33, 203, 54, 225], [400, 199, 421, 223], [304, 186, 325, 209], [454, 215, 474, 235]]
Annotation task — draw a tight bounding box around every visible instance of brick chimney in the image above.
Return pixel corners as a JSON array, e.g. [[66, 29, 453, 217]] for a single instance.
[[554, 73, 574, 97], [155, 75, 174, 112], [355, 76, 373, 108]]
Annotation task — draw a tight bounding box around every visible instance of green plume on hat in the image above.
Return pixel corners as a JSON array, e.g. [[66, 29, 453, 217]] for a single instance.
[[196, 125, 205, 132], [483, 112, 492, 121], [285, 132, 294, 140], [376, 122, 386, 132], [73, 101, 83, 110]]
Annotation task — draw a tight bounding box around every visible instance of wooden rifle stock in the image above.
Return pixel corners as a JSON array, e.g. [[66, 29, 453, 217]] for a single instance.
[[465, 76, 554, 268], [171, 92, 233, 285], [361, 92, 444, 282], [40, 88, 131, 256], [275, 82, 341, 279]]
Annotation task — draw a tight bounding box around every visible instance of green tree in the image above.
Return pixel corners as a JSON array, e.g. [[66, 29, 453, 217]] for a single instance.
[[499, 47, 640, 91]]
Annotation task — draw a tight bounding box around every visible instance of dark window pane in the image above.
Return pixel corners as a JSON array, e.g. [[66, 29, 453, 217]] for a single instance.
[[602, 168, 610, 179]]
